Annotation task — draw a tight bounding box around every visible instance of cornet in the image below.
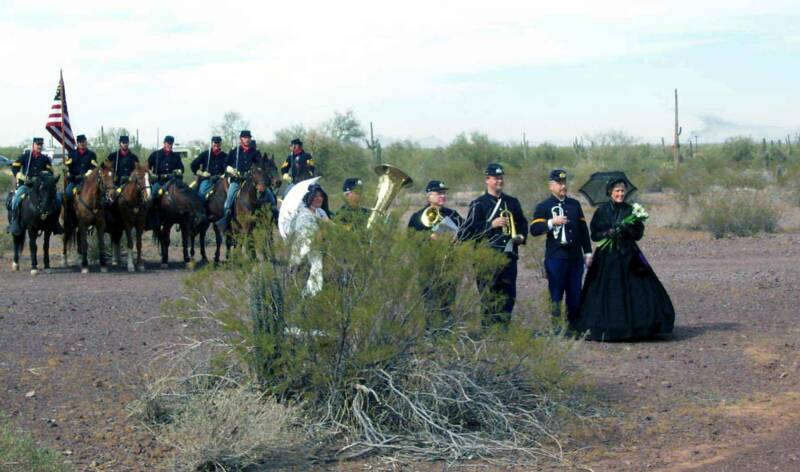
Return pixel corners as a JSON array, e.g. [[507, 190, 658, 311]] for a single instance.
[[500, 209, 524, 244]]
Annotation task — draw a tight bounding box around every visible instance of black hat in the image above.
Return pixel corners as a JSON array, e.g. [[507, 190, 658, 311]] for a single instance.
[[485, 163, 504, 176], [32, 137, 44, 145], [119, 135, 130, 144], [290, 138, 303, 146], [76, 134, 87, 143], [302, 183, 331, 214], [605, 177, 629, 195], [239, 130, 252, 138], [425, 180, 448, 193], [342, 177, 363, 193], [164, 135, 175, 144], [549, 169, 567, 182], [211, 136, 222, 144]]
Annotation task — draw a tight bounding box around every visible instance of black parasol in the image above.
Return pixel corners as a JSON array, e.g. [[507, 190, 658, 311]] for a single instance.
[[578, 171, 637, 206]]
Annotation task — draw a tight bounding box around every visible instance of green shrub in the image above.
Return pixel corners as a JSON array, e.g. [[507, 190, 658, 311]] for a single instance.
[[0, 418, 73, 472], [695, 188, 778, 238], [169, 213, 590, 466]]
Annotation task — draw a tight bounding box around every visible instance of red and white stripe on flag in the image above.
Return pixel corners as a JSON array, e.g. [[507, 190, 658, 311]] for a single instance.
[[45, 71, 76, 152]]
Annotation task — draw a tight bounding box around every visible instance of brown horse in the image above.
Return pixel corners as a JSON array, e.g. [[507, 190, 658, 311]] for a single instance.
[[108, 163, 150, 272], [154, 175, 208, 269], [73, 162, 116, 273], [191, 175, 229, 264], [227, 156, 281, 251]]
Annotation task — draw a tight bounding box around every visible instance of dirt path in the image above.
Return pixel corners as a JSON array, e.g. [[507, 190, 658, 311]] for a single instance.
[[1, 229, 799, 471]]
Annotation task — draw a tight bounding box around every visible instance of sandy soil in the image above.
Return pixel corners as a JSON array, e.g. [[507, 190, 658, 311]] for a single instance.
[[0, 210, 799, 471]]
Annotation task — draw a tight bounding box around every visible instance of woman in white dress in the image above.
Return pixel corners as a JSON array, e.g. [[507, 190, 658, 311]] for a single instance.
[[289, 184, 330, 296]]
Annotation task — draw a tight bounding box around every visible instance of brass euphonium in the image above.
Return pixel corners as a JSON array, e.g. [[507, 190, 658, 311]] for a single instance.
[[366, 164, 413, 229], [420, 205, 442, 228]]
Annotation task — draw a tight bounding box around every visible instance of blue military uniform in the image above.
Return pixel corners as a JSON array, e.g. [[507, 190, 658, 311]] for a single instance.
[[458, 165, 528, 325], [216, 131, 263, 229], [106, 149, 139, 186], [64, 145, 97, 202], [190, 142, 227, 199], [281, 139, 315, 184], [148, 147, 185, 203], [7, 140, 56, 235], [530, 169, 592, 321], [334, 177, 370, 228]]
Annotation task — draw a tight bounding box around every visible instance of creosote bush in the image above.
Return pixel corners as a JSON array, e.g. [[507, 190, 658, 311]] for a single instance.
[[163, 211, 594, 468], [695, 188, 778, 238]]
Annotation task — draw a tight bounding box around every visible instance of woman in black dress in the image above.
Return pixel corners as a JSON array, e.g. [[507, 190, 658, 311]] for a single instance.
[[572, 179, 675, 341]]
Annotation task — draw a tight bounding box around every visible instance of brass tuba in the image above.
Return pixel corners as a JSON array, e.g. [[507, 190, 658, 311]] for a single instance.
[[366, 164, 413, 229], [420, 205, 442, 228]]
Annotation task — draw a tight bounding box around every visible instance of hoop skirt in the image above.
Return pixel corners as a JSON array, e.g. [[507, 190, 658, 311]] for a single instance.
[[571, 202, 675, 341]]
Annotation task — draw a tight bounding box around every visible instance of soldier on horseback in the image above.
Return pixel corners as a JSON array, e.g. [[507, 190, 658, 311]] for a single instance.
[[190, 135, 227, 200], [147, 135, 184, 230], [106, 135, 140, 189], [280, 138, 315, 184], [7, 137, 63, 236], [63, 134, 97, 206], [215, 130, 262, 231]]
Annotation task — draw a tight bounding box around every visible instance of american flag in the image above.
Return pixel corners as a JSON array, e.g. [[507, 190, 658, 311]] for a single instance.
[[45, 70, 76, 152]]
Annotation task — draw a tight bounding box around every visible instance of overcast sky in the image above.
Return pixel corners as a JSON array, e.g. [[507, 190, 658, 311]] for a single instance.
[[1, 0, 798, 147]]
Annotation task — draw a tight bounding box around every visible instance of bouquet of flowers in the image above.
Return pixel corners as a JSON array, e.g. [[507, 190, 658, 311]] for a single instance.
[[596, 203, 649, 250]]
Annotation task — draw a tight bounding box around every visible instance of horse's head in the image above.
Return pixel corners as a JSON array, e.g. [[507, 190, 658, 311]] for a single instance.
[[252, 155, 282, 193], [131, 163, 151, 202], [97, 161, 117, 205], [30, 172, 57, 216]]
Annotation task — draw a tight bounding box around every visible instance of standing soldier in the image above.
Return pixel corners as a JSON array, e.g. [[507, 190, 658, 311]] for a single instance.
[[281, 138, 315, 184], [216, 130, 262, 230], [530, 169, 592, 328], [7, 138, 62, 236], [147, 135, 184, 229], [106, 135, 139, 189], [408, 180, 464, 236], [334, 177, 370, 228], [408, 180, 465, 326], [190, 136, 227, 199], [458, 163, 527, 326], [63, 134, 98, 206]]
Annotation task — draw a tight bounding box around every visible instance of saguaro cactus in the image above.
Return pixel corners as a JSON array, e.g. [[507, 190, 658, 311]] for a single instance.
[[365, 122, 382, 165], [673, 88, 682, 167]]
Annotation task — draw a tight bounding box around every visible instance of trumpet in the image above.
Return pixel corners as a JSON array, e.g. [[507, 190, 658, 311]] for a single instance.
[[500, 208, 524, 243], [551, 204, 568, 245]]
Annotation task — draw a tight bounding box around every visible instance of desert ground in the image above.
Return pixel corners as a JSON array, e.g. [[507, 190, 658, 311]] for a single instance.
[[1, 192, 798, 471]]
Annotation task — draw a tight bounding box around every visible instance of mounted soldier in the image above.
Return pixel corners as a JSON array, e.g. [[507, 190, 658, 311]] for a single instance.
[[63, 134, 97, 207], [147, 135, 184, 230], [106, 135, 140, 189], [7, 137, 63, 236], [215, 130, 262, 231], [280, 138, 315, 185], [190, 135, 227, 200]]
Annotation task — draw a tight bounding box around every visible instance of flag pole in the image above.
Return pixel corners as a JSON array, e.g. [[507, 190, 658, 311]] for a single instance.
[[60, 70, 67, 217]]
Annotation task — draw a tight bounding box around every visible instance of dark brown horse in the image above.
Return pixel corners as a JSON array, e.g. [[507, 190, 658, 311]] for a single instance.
[[8, 172, 61, 275], [73, 162, 116, 273], [227, 156, 281, 251], [153, 175, 208, 269], [108, 163, 151, 272], [191, 175, 228, 264]]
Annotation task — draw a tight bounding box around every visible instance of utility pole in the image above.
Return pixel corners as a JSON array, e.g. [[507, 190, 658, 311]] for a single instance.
[[673, 88, 683, 167]]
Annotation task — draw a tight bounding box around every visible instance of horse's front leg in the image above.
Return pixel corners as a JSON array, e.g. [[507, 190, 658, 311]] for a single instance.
[[160, 225, 170, 269], [125, 225, 135, 272], [181, 222, 192, 268], [28, 228, 38, 275], [78, 223, 89, 273], [97, 223, 108, 273], [43, 230, 51, 271], [135, 225, 145, 272], [199, 225, 209, 263], [213, 224, 222, 265], [12, 233, 23, 271]]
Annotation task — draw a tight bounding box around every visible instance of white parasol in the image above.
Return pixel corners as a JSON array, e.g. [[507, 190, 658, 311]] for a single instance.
[[278, 177, 320, 239]]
